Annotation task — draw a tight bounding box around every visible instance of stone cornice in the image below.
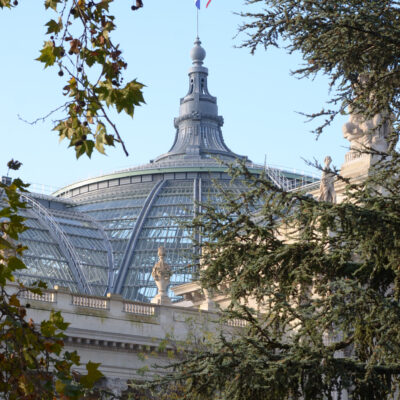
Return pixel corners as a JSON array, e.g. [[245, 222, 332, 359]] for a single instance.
[[174, 112, 224, 128]]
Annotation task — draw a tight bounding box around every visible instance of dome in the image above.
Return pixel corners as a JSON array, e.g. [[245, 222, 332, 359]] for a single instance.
[[13, 39, 317, 302]]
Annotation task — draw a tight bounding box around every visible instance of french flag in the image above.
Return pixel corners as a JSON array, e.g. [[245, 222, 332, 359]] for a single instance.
[[195, 0, 212, 9]]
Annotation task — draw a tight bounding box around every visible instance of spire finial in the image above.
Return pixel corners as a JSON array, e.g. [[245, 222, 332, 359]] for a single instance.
[[190, 37, 206, 66]]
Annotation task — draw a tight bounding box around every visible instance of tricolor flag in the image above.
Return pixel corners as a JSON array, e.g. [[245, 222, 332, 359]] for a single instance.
[[195, 0, 212, 9]]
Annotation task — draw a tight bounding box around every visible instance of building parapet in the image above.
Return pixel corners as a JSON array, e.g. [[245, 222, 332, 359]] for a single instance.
[[7, 284, 243, 382]]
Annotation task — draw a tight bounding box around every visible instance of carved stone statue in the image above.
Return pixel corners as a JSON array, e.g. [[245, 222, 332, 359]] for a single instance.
[[342, 108, 393, 157], [318, 156, 336, 203], [151, 247, 172, 305]]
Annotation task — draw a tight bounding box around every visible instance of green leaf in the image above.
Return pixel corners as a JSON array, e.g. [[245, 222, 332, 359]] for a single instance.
[[104, 134, 114, 146], [64, 350, 80, 365], [44, 0, 60, 11], [55, 380, 66, 395], [0, 236, 13, 250], [50, 311, 69, 331], [95, 135, 106, 155], [28, 287, 43, 295], [96, 80, 145, 117], [137, 365, 149, 376], [36, 41, 56, 68], [41, 320, 56, 337], [80, 361, 103, 388], [45, 18, 62, 34], [0, 207, 11, 218], [8, 256, 26, 271], [115, 80, 145, 117]]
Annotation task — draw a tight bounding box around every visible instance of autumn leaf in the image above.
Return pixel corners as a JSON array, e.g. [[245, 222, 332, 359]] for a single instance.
[[36, 41, 56, 68]]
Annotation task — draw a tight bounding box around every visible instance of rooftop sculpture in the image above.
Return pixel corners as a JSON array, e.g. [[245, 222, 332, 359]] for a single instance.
[[318, 156, 336, 203], [342, 108, 393, 157], [151, 247, 172, 305]]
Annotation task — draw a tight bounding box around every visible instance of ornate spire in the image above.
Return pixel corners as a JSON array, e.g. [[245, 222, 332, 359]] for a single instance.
[[155, 38, 246, 163]]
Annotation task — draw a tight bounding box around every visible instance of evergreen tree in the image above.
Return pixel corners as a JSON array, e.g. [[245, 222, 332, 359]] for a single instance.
[[143, 157, 400, 399], [239, 0, 400, 137], [141, 1, 400, 398]]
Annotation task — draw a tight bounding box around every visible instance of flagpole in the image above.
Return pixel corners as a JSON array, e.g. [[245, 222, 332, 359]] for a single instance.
[[197, 7, 199, 37]]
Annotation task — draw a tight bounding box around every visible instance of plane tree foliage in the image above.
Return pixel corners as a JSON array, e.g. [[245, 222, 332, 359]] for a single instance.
[[0, 1, 147, 397], [0, 0, 145, 158], [0, 1, 179, 398], [0, 1, 146, 397]]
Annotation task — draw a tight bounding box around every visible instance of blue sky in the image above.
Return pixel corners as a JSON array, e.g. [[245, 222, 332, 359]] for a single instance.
[[0, 0, 348, 192]]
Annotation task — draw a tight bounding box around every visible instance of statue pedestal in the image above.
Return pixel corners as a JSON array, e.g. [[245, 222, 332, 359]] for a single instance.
[[199, 299, 217, 312], [151, 293, 172, 305], [199, 288, 218, 312], [333, 152, 372, 203], [340, 152, 372, 180]]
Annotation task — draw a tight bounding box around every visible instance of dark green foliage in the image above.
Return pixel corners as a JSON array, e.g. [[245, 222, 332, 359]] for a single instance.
[[239, 0, 400, 136], [133, 3, 400, 397], [145, 158, 400, 399]]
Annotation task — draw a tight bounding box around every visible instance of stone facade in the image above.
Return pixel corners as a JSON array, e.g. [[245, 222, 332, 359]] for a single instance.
[[11, 284, 238, 393]]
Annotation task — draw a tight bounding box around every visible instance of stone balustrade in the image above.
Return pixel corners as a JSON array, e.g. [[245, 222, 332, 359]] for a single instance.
[[6, 284, 235, 386], [226, 318, 248, 328], [123, 301, 155, 316], [20, 289, 56, 303], [72, 294, 109, 309]]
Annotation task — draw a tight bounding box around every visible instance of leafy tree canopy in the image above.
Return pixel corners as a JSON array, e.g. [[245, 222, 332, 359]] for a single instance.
[[1, 0, 145, 158], [0, 164, 103, 399]]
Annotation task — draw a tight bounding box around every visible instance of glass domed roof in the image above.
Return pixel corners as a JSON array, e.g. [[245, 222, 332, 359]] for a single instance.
[[13, 39, 317, 302]]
